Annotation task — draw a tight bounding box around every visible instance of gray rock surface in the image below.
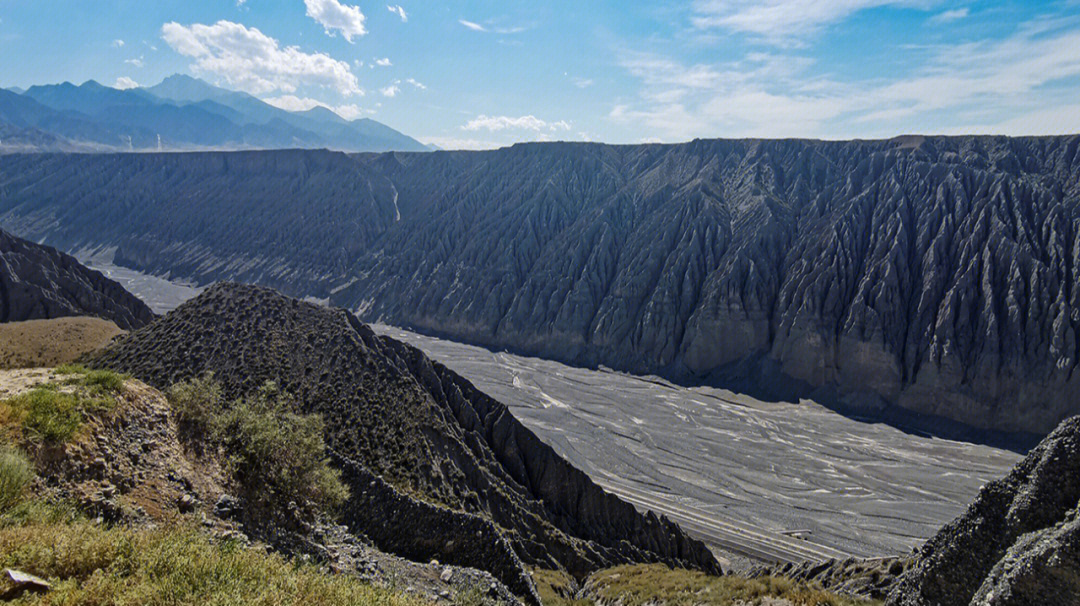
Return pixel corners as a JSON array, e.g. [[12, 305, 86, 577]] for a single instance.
[[5, 136, 1080, 433], [0, 228, 154, 329], [886, 416, 1080, 606], [83, 282, 720, 591]]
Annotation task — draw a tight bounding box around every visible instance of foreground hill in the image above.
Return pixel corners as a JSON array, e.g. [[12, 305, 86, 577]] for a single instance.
[[83, 283, 719, 593], [3, 136, 1080, 434], [885, 414, 1080, 605], [0, 228, 154, 329]]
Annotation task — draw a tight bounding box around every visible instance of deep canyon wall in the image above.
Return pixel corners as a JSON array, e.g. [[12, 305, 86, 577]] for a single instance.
[[3, 136, 1080, 434]]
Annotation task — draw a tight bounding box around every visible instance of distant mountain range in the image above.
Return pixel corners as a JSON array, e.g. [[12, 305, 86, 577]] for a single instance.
[[0, 74, 428, 152]]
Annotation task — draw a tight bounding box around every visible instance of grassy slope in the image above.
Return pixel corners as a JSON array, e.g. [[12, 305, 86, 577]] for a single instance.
[[532, 565, 881, 606], [0, 318, 123, 370], [0, 502, 428, 606]]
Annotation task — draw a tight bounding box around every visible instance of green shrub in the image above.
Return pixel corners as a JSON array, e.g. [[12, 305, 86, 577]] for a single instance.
[[215, 382, 348, 515], [83, 369, 126, 392], [1, 385, 114, 444], [0, 446, 33, 511], [167, 374, 224, 434], [54, 363, 88, 376], [3, 388, 83, 442]]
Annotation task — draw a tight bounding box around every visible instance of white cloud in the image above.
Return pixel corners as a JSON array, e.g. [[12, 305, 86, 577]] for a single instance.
[[304, 0, 367, 42], [375, 57, 392, 67], [458, 19, 525, 34], [929, 8, 969, 24], [114, 76, 139, 90], [573, 77, 594, 88], [613, 18, 1080, 139], [380, 85, 400, 97], [690, 0, 937, 41], [112, 39, 125, 48], [463, 115, 572, 132], [124, 57, 144, 68], [161, 20, 362, 96], [262, 94, 371, 120], [421, 136, 503, 150], [387, 5, 407, 22], [405, 77, 426, 89]]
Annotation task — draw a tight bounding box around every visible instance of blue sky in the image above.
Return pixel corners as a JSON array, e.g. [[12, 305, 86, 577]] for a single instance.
[[1, 1, 1079, 149]]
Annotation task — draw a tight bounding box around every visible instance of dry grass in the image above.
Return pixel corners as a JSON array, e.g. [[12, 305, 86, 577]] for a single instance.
[[0, 366, 124, 444], [0, 504, 429, 606], [531, 564, 880, 606], [0, 317, 122, 370]]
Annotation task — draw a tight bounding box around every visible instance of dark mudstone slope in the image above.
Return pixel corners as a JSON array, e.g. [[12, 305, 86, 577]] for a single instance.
[[84, 283, 719, 589], [6, 136, 1080, 434], [886, 415, 1080, 606], [0, 228, 153, 329]]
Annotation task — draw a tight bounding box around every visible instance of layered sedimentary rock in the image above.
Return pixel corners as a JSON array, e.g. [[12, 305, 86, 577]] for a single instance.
[[5, 136, 1080, 433], [886, 416, 1080, 606], [0, 228, 154, 329], [84, 283, 719, 592]]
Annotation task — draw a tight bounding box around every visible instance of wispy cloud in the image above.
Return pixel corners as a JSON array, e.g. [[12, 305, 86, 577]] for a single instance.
[[420, 136, 502, 151], [691, 0, 939, 42], [262, 94, 371, 119], [380, 84, 400, 97], [573, 77, 594, 88], [387, 5, 407, 22], [374, 57, 392, 67], [405, 77, 426, 89], [614, 17, 1080, 139], [463, 115, 571, 132], [458, 18, 526, 34], [161, 20, 362, 96], [112, 39, 125, 48], [929, 8, 969, 24], [114, 76, 138, 89], [124, 57, 144, 68], [304, 0, 367, 42], [459, 19, 487, 32]]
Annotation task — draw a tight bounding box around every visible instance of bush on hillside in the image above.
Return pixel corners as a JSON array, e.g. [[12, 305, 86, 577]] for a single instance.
[[166, 378, 348, 519], [215, 382, 348, 516], [167, 374, 224, 436]]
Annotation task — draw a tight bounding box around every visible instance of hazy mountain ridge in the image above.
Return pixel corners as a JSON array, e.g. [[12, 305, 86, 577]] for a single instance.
[[0, 75, 427, 152], [3, 136, 1080, 434]]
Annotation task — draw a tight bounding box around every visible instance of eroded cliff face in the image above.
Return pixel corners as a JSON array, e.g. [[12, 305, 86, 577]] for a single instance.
[[0, 228, 154, 329], [4, 136, 1080, 434]]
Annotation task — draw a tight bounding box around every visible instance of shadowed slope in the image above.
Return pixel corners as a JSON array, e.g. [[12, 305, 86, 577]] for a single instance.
[[83, 283, 719, 591], [0, 228, 154, 329]]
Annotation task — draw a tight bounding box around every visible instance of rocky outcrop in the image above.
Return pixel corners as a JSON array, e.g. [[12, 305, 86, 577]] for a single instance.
[[334, 453, 541, 604], [0, 228, 154, 329], [83, 283, 720, 590], [886, 416, 1080, 606], [6, 137, 1080, 433]]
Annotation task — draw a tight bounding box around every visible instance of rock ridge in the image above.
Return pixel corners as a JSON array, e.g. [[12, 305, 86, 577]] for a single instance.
[[5, 136, 1080, 433], [83, 282, 720, 590]]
